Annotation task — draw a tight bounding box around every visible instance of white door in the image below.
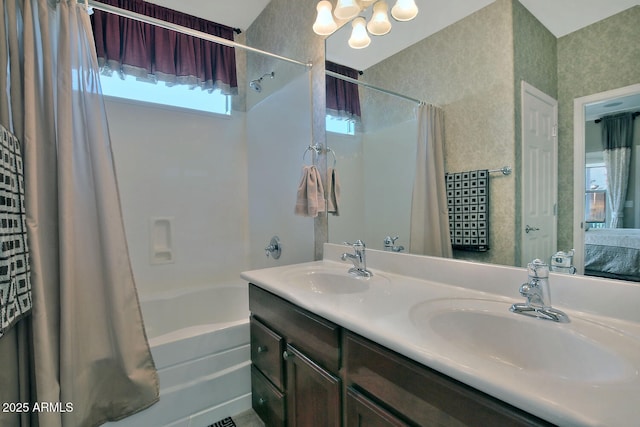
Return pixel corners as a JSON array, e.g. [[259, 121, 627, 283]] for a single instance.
[[521, 81, 558, 266]]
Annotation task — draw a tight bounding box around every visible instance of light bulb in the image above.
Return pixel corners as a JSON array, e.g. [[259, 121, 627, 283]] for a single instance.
[[391, 0, 418, 21], [367, 1, 392, 36], [312, 1, 338, 35], [348, 17, 371, 49], [334, 0, 361, 21]]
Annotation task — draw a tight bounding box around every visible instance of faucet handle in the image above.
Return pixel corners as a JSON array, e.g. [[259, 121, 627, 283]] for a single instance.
[[527, 259, 549, 278], [344, 240, 365, 249]]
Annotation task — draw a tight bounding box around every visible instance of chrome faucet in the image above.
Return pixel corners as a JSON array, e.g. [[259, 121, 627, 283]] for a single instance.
[[341, 240, 372, 277], [510, 259, 569, 323], [383, 235, 405, 252]]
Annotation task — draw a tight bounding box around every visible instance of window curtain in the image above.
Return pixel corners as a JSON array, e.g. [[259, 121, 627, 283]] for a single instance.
[[0, 1, 159, 426], [601, 112, 634, 228], [91, 0, 238, 95], [409, 104, 453, 257], [326, 61, 361, 121]]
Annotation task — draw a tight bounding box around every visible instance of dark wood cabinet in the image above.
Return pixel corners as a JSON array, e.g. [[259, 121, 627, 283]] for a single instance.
[[249, 284, 341, 427], [343, 331, 553, 427], [345, 388, 409, 427], [251, 365, 285, 426], [248, 284, 553, 427], [285, 344, 341, 427]]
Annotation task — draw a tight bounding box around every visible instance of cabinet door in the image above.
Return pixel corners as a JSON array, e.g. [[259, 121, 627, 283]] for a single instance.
[[284, 344, 341, 427], [346, 388, 409, 427]]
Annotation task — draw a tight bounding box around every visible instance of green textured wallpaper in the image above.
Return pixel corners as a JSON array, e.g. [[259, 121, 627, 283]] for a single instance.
[[364, 0, 518, 266], [512, 0, 558, 264]]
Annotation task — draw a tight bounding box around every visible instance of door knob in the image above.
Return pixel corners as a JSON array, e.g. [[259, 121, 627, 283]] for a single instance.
[[525, 225, 540, 234]]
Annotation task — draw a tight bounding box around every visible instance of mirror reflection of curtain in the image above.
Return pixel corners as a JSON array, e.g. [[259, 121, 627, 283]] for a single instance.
[[409, 104, 452, 257], [0, 1, 159, 425], [602, 112, 634, 228], [325, 61, 361, 122]]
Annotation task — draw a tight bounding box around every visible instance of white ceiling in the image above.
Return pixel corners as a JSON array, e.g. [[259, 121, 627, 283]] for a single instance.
[[147, 0, 639, 71]]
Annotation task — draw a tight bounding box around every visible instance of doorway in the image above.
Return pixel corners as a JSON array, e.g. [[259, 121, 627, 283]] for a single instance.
[[521, 81, 558, 266], [572, 83, 640, 274]]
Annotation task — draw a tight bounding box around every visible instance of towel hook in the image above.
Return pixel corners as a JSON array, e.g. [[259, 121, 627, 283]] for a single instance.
[[327, 147, 337, 168], [303, 145, 320, 165], [303, 145, 337, 167]]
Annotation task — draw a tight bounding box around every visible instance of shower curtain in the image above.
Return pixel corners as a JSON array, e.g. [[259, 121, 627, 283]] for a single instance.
[[0, 1, 158, 426], [602, 112, 634, 228], [409, 104, 453, 258]]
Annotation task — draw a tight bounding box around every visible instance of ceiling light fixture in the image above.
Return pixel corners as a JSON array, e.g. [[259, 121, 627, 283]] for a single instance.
[[313, 0, 419, 49], [348, 17, 371, 49], [334, 0, 361, 20], [391, 0, 419, 21], [367, 1, 392, 36], [313, 1, 338, 35]]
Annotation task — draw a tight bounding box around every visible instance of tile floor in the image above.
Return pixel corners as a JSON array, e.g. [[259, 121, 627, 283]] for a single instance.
[[230, 409, 264, 427]]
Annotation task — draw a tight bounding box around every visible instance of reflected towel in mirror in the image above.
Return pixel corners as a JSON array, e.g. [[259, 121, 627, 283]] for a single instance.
[[295, 165, 326, 217], [327, 167, 340, 216]]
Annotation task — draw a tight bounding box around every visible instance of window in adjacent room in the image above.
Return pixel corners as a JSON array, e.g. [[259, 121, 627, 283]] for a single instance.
[[326, 115, 355, 135]]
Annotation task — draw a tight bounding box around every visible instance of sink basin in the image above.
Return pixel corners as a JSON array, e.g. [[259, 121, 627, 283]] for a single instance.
[[410, 298, 640, 383], [281, 265, 386, 295]]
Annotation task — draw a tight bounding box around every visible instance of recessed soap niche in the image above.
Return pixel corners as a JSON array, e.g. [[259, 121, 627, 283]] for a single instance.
[[150, 216, 174, 264]]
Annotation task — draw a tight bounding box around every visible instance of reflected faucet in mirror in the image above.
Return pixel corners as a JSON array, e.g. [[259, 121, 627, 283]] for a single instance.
[[383, 235, 405, 252]]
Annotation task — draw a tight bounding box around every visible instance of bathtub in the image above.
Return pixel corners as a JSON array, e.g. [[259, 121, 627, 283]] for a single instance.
[[106, 282, 251, 427]]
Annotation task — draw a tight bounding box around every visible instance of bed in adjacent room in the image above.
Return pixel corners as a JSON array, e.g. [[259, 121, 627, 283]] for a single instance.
[[584, 228, 640, 282]]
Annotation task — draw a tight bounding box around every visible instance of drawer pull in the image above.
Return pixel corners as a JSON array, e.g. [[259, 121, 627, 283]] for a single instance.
[[258, 397, 267, 406], [257, 345, 268, 353], [283, 350, 295, 361]]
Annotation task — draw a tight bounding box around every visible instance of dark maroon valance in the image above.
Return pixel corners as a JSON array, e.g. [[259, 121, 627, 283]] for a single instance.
[[326, 61, 361, 120], [91, 0, 238, 94]]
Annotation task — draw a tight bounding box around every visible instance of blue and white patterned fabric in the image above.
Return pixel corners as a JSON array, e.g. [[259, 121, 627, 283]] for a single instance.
[[446, 169, 490, 252], [0, 124, 32, 339]]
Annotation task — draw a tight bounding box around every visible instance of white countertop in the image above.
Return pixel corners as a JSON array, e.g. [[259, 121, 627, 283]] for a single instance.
[[241, 244, 640, 427]]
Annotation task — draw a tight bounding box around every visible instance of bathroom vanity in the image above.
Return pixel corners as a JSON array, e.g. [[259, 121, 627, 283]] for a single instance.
[[241, 244, 640, 426]]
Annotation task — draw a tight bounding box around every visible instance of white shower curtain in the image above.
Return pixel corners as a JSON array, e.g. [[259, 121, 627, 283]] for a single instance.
[[409, 104, 453, 257], [0, 1, 158, 426]]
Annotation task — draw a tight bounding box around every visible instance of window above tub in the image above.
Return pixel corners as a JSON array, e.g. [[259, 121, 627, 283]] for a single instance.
[[99, 73, 231, 116]]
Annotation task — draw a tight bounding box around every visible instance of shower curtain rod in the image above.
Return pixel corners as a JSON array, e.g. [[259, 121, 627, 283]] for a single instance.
[[84, 0, 312, 68], [325, 70, 424, 105]]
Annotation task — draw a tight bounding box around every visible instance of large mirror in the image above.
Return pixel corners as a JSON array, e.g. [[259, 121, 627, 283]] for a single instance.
[[325, 0, 640, 281]]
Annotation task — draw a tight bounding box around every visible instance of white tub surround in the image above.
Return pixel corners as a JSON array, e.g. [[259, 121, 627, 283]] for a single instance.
[[106, 284, 251, 427], [241, 243, 640, 427]]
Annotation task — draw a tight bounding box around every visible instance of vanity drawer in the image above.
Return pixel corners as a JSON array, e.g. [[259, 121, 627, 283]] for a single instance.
[[344, 332, 553, 427], [249, 284, 340, 374], [346, 387, 409, 427], [250, 316, 284, 390], [251, 365, 285, 427]]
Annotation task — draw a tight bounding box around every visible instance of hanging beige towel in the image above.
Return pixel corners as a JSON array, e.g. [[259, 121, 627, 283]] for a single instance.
[[327, 167, 341, 215], [295, 165, 326, 217]]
